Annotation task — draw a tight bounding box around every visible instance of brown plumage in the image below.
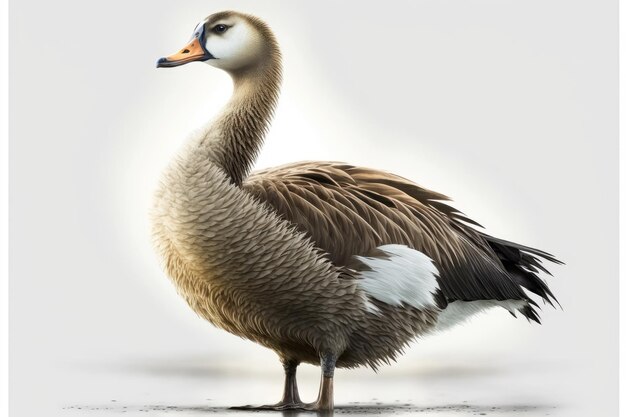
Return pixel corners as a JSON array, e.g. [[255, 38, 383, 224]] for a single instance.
[[152, 10, 561, 411]]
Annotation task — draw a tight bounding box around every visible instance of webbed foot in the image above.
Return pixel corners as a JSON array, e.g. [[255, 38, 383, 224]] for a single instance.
[[230, 401, 307, 411]]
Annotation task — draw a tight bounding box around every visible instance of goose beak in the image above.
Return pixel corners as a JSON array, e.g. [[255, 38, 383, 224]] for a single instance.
[[156, 37, 213, 68]]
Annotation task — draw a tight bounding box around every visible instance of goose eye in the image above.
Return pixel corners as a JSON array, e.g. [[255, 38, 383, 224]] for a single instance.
[[213, 24, 228, 34]]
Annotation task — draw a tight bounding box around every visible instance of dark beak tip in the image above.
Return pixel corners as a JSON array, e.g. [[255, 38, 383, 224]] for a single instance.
[[156, 57, 168, 68]]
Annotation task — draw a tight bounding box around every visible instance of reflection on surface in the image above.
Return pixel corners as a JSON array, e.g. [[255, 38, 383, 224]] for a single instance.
[[54, 355, 569, 417], [49, 353, 573, 417], [62, 402, 557, 416]]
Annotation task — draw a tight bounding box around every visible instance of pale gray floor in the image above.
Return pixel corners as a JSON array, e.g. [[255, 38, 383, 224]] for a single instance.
[[29, 353, 582, 417]]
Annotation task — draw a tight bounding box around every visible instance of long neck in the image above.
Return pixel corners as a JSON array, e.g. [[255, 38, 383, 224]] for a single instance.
[[203, 59, 282, 186]]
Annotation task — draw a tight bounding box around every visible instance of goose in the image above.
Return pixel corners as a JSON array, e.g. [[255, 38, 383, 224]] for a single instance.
[[152, 10, 561, 412]]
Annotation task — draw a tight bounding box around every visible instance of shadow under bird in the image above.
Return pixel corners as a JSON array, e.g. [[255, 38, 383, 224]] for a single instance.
[[152, 10, 562, 412]]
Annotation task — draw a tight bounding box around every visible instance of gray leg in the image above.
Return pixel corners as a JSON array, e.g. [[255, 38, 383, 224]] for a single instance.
[[231, 358, 305, 410], [304, 352, 337, 412], [280, 359, 302, 405]]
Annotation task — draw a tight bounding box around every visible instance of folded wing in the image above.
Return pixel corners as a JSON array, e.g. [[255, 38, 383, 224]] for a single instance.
[[243, 161, 560, 321]]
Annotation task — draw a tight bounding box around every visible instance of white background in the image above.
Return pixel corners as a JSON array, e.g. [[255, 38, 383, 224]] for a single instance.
[[7, 0, 619, 416]]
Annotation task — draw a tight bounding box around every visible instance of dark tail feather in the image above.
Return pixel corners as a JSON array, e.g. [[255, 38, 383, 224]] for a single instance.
[[519, 304, 542, 324], [507, 264, 559, 308], [484, 235, 564, 266], [481, 233, 563, 323]]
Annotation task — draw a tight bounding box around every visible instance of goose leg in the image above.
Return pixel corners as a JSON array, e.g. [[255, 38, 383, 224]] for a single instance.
[[302, 352, 337, 412], [230, 358, 305, 410], [278, 358, 303, 406]]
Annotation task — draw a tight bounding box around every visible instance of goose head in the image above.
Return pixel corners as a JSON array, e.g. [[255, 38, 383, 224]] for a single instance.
[[156, 11, 279, 75]]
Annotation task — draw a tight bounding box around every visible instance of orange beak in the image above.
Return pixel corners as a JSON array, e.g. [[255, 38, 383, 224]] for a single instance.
[[157, 34, 213, 68]]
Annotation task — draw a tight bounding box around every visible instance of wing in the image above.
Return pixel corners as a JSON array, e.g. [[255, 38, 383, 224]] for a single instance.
[[243, 161, 559, 317]]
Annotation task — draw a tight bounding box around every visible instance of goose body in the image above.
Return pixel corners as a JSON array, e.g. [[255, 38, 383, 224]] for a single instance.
[[152, 11, 561, 411]]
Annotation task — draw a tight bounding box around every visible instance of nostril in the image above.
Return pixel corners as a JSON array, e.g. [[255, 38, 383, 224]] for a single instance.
[[182, 49, 190, 54]]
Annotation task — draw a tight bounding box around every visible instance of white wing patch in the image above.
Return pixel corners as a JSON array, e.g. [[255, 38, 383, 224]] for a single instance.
[[356, 244, 440, 314]]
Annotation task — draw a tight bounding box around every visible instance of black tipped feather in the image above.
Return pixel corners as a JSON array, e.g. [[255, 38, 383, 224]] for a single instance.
[[480, 233, 563, 321]]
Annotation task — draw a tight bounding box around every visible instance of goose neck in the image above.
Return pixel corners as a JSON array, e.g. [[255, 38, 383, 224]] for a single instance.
[[205, 62, 281, 186]]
